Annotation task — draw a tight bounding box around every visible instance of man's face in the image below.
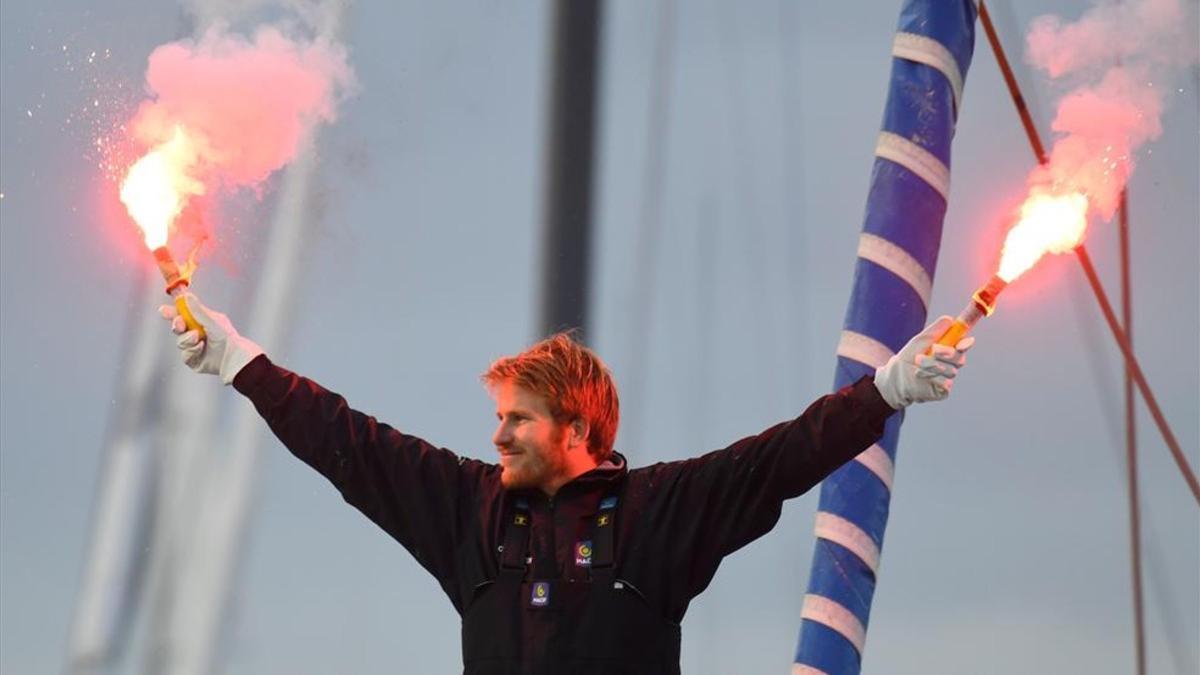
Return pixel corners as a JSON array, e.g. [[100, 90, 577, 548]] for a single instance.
[[491, 380, 571, 492]]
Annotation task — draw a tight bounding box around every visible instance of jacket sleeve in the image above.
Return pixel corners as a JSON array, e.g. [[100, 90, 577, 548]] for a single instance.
[[232, 354, 493, 608], [640, 375, 894, 607]]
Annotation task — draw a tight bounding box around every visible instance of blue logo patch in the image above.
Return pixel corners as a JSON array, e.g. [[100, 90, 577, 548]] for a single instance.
[[530, 581, 550, 607], [599, 496, 618, 509]]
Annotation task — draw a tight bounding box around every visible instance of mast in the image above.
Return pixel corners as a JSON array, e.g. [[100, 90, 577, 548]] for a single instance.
[[538, 0, 602, 339], [145, 136, 327, 675], [66, 275, 170, 674], [793, 2, 978, 672]]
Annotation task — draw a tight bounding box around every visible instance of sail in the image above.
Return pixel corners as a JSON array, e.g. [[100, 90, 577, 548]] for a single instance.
[[793, 2, 977, 673]]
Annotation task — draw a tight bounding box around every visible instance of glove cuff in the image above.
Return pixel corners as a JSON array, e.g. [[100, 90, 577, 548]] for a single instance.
[[219, 336, 266, 386], [873, 361, 908, 410]]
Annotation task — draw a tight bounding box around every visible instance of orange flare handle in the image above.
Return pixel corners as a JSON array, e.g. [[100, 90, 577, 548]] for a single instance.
[[925, 276, 1005, 355], [172, 291, 207, 340], [152, 246, 206, 340], [933, 319, 970, 350]]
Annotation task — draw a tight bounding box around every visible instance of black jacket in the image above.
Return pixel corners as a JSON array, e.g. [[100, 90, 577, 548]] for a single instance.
[[233, 354, 894, 672]]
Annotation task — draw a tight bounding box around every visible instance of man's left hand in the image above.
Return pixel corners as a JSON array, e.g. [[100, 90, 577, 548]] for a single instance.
[[873, 316, 975, 410]]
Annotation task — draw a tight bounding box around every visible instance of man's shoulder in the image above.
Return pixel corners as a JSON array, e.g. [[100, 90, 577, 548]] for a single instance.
[[623, 457, 698, 491]]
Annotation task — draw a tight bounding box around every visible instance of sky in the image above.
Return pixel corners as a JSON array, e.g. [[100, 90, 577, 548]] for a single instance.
[[1, 1, 1197, 674]]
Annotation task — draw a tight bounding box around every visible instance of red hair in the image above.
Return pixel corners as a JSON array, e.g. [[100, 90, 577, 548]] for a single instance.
[[482, 333, 619, 462]]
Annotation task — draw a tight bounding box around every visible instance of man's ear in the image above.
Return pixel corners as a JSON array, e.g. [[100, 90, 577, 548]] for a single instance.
[[569, 417, 590, 450]]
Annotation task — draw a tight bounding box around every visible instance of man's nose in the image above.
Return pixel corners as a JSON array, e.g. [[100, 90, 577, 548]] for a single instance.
[[492, 422, 511, 448]]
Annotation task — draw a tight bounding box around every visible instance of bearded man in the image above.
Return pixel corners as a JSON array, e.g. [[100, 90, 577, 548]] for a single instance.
[[162, 294, 971, 674]]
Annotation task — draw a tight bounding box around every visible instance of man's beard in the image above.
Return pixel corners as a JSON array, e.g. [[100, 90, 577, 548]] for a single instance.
[[499, 431, 567, 491]]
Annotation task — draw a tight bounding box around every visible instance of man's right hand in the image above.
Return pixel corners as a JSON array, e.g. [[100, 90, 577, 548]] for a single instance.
[[160, 293, 264, 385]]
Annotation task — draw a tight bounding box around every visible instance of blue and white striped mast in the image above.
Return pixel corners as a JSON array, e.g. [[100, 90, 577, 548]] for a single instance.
[[794, 2, 977, 673]]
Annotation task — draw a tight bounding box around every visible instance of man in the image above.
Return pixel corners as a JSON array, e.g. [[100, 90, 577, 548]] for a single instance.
[[161, 294, 972, 674]]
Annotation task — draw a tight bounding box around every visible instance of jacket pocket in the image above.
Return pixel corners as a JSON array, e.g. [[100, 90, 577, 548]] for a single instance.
[[461, 580, 520, 664], [564, 578, 681, 670]]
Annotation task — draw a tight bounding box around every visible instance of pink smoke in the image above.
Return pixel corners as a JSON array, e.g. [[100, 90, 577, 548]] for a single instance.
[[129, 24, 355, 191], [1025, 0, 1196, 220]]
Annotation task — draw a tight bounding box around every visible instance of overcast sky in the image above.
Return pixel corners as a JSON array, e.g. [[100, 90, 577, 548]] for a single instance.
[[2, 1, 1197, 674]]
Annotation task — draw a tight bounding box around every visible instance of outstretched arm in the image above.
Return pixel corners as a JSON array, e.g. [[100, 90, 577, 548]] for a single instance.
[[160, 294, 493, 609], [642, 317, 974, 611]]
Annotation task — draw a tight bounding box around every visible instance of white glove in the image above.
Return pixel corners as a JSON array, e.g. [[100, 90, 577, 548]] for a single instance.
[[159, 293, 264, 385], [873, 316, 975, 410]]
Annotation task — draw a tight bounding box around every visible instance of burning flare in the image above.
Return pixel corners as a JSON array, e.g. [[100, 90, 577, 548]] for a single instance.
[[118, 125, 207, 337], [110, 24, 354, 341], [997, 189, 1089, 282], [932, 188, 1090, 351], [929, 0, 1193, 352], [119, 125, 204, 249]]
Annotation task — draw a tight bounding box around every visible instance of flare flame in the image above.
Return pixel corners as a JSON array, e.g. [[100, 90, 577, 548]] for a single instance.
[[119, 125, 205, 250], [997, 190, 1089, 282]]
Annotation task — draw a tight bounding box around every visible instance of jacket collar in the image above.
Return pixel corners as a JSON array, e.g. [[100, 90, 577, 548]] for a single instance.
[[508, 451, 628, 503], [583, 451, 626, 477], [563, 450, 626, 488]]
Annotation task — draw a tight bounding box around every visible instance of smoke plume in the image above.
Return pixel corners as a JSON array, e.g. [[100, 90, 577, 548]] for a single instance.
[[1024, 0, 1197, 219], [129, 24, 354, 191]]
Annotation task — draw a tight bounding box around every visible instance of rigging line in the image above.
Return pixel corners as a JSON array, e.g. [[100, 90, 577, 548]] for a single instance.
[[777, 0, 809, 407], [1103, 0, 1148, 659], [1120, 175, 1147, 675], [978, 1, 1046, 164], [1074, 247, 1200, 504], [1113, 1, 1145, 665], [984, 4, 1190, 666], [977, 0, 1196, 506], [623, 0, 676, 455], [1065, 236, 1194, 675], [717, 0, 783, 410]]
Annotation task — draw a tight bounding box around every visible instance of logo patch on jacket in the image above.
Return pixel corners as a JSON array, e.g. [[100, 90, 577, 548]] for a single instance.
[[575, 540, 593, 567], [596, 514, 610, 527], [530, 581, 550, 607], [513, 513, 528, 526]]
